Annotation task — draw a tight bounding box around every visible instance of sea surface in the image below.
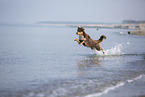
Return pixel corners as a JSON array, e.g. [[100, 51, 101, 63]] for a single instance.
[[0, 24, 145, 97]]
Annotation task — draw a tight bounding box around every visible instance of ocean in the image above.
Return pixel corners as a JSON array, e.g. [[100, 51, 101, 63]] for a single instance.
[[0, 24, 145, 97]]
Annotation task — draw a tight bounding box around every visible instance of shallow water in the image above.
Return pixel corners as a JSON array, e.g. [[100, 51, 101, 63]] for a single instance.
[[0, 25, 145, 97]]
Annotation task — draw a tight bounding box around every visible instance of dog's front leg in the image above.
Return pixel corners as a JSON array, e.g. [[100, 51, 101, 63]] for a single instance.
[[74, 39, 80, 44]]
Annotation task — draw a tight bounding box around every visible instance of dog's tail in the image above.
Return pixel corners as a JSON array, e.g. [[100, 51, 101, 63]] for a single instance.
[[96, 35, 106, 43]]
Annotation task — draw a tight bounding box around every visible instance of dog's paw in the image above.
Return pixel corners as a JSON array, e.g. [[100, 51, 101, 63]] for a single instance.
[[103, 52, 105, 54], [74, 39, 77, 41]]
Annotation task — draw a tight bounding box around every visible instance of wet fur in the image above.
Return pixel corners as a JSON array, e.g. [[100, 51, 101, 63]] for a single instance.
[[75, 27, 106, 54]]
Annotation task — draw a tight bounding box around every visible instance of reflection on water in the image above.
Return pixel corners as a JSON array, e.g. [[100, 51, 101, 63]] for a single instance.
[[77, 55, 104, 78]]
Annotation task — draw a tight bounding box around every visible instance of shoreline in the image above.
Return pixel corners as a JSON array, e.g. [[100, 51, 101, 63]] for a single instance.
[[85, 75, 145, 97], [100, 75, 145, 97]]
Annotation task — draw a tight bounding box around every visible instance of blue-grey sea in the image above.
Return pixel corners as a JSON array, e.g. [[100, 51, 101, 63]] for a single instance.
[[0, 24, 145, 97]]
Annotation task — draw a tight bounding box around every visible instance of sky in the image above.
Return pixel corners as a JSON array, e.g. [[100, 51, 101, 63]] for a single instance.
[[0, 0, 145, 24]]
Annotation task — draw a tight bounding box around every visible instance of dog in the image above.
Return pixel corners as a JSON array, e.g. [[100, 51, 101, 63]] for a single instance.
[[74, 26, 87, 46], [74, 27, 106, 54]]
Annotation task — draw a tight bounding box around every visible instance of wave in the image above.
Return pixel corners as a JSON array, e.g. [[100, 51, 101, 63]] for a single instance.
[[119, 31, 128, 35], [94, 42, 130, 56], [85, 74, 145, 97]]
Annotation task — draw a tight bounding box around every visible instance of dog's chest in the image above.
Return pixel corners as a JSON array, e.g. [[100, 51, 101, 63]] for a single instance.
[[79, 35, 84, 40]]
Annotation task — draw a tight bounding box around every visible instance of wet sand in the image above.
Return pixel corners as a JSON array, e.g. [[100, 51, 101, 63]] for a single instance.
[[128, 30, 145, 36], [100, 75, 145, 97]]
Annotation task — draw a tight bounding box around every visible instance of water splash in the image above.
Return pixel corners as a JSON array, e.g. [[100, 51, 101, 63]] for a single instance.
[[95, 42, 130, 56]]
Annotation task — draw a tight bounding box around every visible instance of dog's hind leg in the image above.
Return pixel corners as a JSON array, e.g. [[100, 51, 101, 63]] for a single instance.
[[95, 48, 105, 54], [97, 44, 105, 54], [101, 49, 105, 54], [95, 44, 105, 54]]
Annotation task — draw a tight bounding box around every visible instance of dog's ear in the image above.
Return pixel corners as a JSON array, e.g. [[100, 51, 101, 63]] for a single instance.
[[77, 26, 82, 32], [77, 26, 81, 29], [81, 27, 85, 32]]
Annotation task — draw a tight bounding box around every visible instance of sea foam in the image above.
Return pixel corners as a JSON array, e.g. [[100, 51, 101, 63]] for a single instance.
[[85, 74, 145, 97], [95, 42, 130, 56]]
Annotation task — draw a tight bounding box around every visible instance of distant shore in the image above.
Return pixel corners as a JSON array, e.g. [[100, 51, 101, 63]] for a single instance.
[[128, 30, 145, 36], [68, 23, 145, 36], [38, 22, 145, 36]]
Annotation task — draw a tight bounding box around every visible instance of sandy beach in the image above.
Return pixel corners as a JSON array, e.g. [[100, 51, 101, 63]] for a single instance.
[[128, 30, 145, 36]]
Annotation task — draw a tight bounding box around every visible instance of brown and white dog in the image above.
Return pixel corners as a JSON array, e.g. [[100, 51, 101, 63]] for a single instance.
[[74, 27, 106, 54]]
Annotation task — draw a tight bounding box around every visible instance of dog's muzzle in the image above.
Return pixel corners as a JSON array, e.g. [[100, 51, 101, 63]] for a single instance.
[[76, 32, 82, 35]]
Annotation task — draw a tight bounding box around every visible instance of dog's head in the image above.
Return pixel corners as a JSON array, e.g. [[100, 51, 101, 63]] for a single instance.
[[76, 26, 85, 35]]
